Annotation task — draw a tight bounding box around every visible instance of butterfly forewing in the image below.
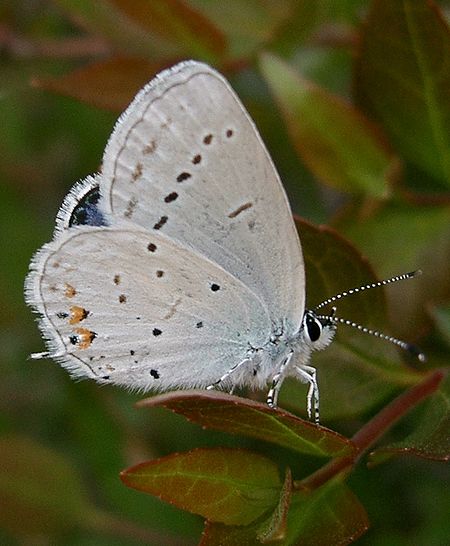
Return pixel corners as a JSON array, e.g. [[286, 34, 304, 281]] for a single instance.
[[26, 224, 271, 390], [101, 61, 305, 333]]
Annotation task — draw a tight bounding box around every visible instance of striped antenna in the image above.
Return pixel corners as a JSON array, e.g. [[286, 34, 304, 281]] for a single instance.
[[314, 270, 421, 311], [317, 307, 426, 362]]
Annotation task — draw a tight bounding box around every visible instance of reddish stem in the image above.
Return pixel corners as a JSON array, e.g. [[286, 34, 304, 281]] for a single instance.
[[296, 370, 445, 491]]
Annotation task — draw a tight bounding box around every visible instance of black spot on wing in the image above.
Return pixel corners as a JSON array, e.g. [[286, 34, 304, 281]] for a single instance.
[[164, 192, 178, 203]]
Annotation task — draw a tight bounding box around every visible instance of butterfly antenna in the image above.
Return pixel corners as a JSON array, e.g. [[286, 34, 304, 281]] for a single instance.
[[314, 270, 422, 311], [317, 309, 426, 362]]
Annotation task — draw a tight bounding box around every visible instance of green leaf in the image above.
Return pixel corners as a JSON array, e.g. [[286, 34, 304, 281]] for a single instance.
[[257, 467, 292, 543], [200, 519, 264, 546], [190, 0, 298, 58], [140, 390, 356, 458], [269, 2, 325, 56], [201, 479, 369, 546], [259, 53, 393, 197], [369, 372, 450, 464], [284, 479, 369, 546], [0, 435, 91, 537], [32, 57, 164, 111], [355, 0, 450, 189], [199, 468, 293, 546], [120, 447, 281, 525], [109, 0, 226, 63], [430, 305, 450, 349]]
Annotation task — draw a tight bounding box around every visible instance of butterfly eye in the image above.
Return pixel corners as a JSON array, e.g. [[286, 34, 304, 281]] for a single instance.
[[305, 313, 322, 342]]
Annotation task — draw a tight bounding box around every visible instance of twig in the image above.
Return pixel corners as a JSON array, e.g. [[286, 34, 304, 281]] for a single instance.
[[296, 369, 446, 491]]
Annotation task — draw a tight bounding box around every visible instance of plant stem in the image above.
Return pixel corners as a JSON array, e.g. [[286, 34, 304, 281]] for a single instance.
[[295, 369, 446, 491]]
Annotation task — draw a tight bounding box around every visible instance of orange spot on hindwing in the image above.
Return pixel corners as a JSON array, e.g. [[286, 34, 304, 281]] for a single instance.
[[75, 328, 97, 350], [69, 306, 89, 324], [64, 283, 76, 298]]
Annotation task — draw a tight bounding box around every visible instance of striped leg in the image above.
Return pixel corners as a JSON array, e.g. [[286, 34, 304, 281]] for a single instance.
[[266, 351, 294, 408], [206, 358, 251, 391], [295, 365, 320, 424]]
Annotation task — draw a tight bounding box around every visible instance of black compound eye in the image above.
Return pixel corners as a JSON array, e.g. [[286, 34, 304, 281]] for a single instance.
[[306, 315, 322, 342]]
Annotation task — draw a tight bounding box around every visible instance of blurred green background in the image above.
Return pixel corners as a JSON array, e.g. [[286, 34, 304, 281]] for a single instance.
[[1, 1, 449, 545]]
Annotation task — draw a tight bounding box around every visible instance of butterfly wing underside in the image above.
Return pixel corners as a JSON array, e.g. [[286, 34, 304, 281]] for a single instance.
[[26, 225, 271, 390], [101, 61, 305, 332]]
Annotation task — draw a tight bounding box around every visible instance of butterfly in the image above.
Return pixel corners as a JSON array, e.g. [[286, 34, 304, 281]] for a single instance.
[[25, 61, 423, 423]]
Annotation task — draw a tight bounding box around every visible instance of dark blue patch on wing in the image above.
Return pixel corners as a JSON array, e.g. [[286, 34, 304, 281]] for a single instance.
[[69, 186, 106, 227]]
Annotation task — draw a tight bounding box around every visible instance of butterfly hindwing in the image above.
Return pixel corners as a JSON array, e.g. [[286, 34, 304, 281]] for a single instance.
[[26, 224, 271, 390]]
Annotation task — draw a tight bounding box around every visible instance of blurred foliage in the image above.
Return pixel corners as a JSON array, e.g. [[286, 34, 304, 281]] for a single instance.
[[1, 0, 449, 545]]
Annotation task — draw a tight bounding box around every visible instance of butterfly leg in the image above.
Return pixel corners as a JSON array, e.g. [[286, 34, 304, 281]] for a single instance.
[[206, 357, 251, 391], [294, 365, 319, 424], [267, 350, 294, 408]]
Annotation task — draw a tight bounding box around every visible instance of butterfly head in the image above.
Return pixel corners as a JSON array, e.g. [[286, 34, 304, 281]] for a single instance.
[[302, 308, 336, 351]]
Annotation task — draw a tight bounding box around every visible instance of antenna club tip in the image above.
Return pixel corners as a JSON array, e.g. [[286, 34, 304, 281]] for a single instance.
[[411, 269, 423, 277], [407, 344, 426, 362]]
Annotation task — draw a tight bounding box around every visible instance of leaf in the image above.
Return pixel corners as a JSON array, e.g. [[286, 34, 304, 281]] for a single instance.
[[199, 468, 293, 546], [190, 0, 297, 58], [257, 467, 292, 543], [284, 479, 369, 546], [120, 447, 281, 525], [54, 0, 177, 58], [269, 2, 325, 56], [201, 479, 369, 546], [355, 0, 450, 189], [109, 0, 226, 63], [369, 372, 450, 464], [0, 435, 90, 537], [259, 53, 394, 197], [139, 390, 356, 458], [201, 519, 264, 546], [430, 305, 450, 349], [32, 57, 165, 111]]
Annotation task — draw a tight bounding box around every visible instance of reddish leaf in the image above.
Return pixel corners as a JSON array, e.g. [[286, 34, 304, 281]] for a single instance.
[[54, 0, 176, 58], [369, 372, 450, 464], [355, 0, 450, 189], [260, 53, 394, 197], [110, 0, 226, 62], [121, 447, 281, 525], [139, 390, 356, 458], [32, 57, 165, 111]]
